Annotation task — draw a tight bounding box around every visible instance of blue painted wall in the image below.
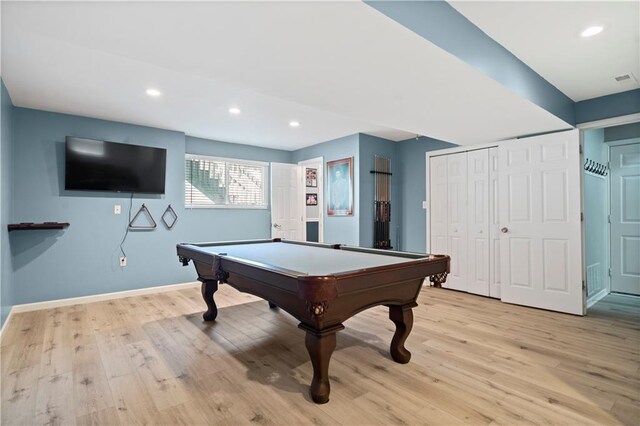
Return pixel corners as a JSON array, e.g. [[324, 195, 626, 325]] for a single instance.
[[291, 134, 360, 245], [358, 134, 400, 249], [10, 108, 290, 305], [575, 89, 640, 124], [604, 122, 640, 142], [398, 136, 456, 253], [365, 0, 575, 125], [583, 129, 608, 298], [1, 80, 14, 326]]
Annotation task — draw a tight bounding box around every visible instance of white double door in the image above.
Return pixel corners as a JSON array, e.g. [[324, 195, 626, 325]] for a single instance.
[[429, 148, 497, 297], [429, 130, 584, 315]]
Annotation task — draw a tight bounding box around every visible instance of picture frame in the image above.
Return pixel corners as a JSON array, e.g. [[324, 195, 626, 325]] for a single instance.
[[327, 157, 354, 216], [306, 193, 318, 206], [305, 168, 317, 187]]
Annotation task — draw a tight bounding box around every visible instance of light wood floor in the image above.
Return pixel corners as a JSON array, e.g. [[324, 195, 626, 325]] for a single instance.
[[1, 284, 638, 425]]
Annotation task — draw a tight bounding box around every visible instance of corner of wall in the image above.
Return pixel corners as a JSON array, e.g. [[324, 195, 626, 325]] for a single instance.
[[1, 78, 16, 328]]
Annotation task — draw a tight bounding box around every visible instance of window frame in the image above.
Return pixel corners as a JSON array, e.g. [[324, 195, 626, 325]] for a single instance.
[[185, 153, 269, 210]]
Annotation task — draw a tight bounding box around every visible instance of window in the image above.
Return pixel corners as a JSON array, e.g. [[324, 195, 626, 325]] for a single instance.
[[185, 154, 268, 208]]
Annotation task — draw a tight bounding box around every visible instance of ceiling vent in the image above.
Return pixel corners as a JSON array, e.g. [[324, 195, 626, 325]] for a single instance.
[[614, 73, 638, 84]]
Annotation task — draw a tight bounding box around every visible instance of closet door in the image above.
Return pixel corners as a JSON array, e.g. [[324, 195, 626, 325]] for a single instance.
[[489, 147, 501, 298], [467, 149, 490, 296], [429, 156, 449, 258], [446, 152, 468, 291], [499, 130, 583, 315]]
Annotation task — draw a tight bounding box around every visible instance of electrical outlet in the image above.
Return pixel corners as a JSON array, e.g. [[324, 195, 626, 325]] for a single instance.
[[119, 257, 127, 267], [114, 205, 121, 215]]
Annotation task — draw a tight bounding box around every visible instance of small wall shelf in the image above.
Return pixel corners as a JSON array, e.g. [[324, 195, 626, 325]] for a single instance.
[[8, 222, 70, 232]]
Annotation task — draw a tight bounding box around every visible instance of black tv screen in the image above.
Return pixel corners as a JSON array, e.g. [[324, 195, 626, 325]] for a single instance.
[[65, 137, 167, 194]]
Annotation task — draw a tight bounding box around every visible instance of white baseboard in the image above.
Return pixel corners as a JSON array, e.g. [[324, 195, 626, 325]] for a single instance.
[[10, 281, 200, 315], [1, 281, 200, 343], [587, 288, 609, 309], [0, 307, 16, 342]]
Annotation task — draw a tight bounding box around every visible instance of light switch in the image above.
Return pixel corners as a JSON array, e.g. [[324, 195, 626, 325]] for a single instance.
[[422, 201, 428, 209], [114, 205, 121, 215]]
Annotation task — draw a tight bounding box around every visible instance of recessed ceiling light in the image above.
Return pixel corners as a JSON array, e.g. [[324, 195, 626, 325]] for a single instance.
[[228, 107, 241, 115], [145, 88, 162, 97], [581, 26, 603, 38], [289, 121, 300, 128]]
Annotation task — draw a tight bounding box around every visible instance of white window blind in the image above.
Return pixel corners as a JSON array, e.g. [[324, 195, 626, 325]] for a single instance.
[[185, 154, 268, 208]]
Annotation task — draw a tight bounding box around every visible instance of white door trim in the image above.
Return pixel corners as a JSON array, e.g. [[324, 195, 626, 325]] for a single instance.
[[607, 139, 640, 147], [576, 114, 640, 130], [298, 157, 324, 243]]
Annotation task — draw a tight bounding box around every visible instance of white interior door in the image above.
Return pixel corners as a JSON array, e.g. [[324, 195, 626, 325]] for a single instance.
[[467, 149, 490, 296], [429, 155, 449, 257], [489, 147, 501, 299], [447, 152, 468, 291], [271, 163, 303, 240], [610, 143, 640, 295], [499, 130, 584, 315]]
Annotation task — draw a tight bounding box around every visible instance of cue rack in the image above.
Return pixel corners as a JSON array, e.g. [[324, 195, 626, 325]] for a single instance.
[[370, 156, 392, 249]]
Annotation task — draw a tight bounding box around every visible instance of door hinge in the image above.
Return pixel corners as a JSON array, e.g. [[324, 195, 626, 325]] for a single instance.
[[580, 212, 584, 222], [582, 280, 586, 290], [608, 215, 611, 224], [579, 145, 583, 155], [608, 268, 612, 277]]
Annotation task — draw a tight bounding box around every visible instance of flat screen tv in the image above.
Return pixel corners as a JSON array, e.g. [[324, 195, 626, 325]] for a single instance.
[[65, 137, 167, 194]]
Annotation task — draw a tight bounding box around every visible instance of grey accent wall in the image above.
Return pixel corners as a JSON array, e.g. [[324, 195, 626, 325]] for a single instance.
[[575, 89, 640, 124], [398, 136, 456, 253], [604, 122, 640, 142], [9, 108, 290, 306], [358, 134, 400, 249], [583, 129, 608, 298], [291, 134, 360, 245], [1, 80, 14, 326]]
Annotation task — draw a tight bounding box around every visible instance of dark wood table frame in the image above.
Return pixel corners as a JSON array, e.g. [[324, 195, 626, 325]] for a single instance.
[[177, 239, 449, 403]]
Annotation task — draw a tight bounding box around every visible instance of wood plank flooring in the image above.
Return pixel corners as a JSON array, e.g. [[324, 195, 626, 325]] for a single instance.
[[1, 284, 638, 425]]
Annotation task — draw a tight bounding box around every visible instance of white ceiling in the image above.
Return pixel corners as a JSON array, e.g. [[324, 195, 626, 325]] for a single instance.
[[451, 1, 640, 102], [2, 1, 572, 150]]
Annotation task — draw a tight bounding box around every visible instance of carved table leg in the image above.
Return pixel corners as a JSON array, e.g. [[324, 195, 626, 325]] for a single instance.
[[301, 324, 343, 404], [268, 301, 278, 309], [389, 305, 414, 364], [201, 279, 219, 321]]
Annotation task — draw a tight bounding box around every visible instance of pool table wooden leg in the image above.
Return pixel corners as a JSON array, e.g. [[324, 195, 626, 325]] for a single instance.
[[201, 279, 218, 321], [268, 301, 278, 309], [302, 324, 343, 404], [389, 304, 414, 364]]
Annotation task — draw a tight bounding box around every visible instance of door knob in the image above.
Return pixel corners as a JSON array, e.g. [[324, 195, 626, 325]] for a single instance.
[[273, 223, 282, 229], [501, 227, 509, 233]]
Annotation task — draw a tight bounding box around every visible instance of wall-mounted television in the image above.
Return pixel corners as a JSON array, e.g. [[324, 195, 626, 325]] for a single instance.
[[65, 137, 167, 194]]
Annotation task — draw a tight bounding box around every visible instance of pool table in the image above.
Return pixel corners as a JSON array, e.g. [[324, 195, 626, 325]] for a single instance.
[[177, 238, 449, 403]]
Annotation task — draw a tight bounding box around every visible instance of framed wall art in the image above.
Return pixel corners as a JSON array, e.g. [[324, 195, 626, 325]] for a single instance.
[[305, 168, 318, 187], [327, 157, 354, 216]]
